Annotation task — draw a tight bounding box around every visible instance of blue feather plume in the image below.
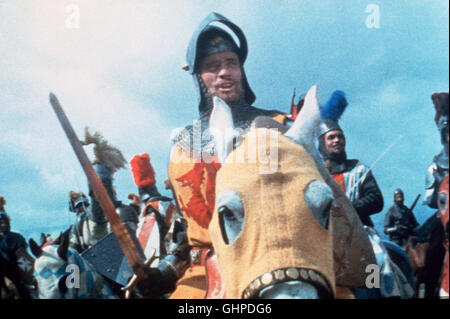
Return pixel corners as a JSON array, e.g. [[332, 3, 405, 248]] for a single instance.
[[320, 90, 348, 121]]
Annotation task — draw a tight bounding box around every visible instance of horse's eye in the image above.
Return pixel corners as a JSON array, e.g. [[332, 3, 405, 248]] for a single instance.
[[304, 180, 334, 230], [216, 190, 245, 245], [219, 206, 234, 219]]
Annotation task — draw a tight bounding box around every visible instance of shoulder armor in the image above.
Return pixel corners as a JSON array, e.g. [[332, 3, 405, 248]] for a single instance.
[[425, 163, 438, 189], [347, 159, 368, 178]]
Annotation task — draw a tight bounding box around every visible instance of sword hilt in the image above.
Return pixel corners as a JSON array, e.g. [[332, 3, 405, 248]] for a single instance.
[[122, 249, 158, 299]]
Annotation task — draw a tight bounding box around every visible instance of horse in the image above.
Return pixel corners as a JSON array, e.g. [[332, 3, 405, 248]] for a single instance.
[[405, 216, 444, 297], [207, 86, 368, 298], [358, 227, 415, 298], [0, 252, 34, 299], [207, 86, 414, 299], [407, 174, 449, 298], [0, 238, 36, 299], [30, 205, 173, 299], [29, 230, 117, 299]]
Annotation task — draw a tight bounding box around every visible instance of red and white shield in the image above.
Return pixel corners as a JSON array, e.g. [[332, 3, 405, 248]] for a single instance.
[[136, 201, 177, 266]]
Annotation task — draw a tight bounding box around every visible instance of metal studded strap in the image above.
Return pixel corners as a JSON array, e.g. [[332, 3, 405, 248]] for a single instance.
[[242, 267, 334, 299]]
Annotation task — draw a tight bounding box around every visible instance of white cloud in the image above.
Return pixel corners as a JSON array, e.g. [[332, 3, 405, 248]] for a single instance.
[[377, 80, 408, 109], [0, 2, 188, 206], [0, 1, 448, 240]]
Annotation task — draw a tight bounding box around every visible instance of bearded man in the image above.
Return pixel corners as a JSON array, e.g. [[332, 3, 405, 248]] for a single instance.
[[132, 12, 288, 299]]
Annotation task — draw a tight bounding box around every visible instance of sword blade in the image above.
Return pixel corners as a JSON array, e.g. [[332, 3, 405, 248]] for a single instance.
[[49, 92, 144, 275]]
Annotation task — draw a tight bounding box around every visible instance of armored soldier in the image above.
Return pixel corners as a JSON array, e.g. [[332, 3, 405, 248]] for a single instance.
[[130, 153, 180, 258], [68, 127, 130, 252], [384, 189, 419, 247], [424, 92, 449, 209], [0, 201, 35, 299], [318, 93, 384, 227], [133, 12, 288, 299], [417, 92, 449, 298], [0, 211, 27, 261]]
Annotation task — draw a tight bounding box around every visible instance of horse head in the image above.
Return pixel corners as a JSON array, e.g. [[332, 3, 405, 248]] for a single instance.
[[208, 86, 377, 299], [208, 86, 342, 299], [30, 229, 115, 299]]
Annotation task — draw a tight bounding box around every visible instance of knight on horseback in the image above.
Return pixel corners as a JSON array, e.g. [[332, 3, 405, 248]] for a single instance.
[[411, 92, 449, 298], [317, 94, 384, 227], [68, 127, 131, 253], [126, 153, 187, 299], [131, 12, 289, 299], [317, 92, 415, 298]]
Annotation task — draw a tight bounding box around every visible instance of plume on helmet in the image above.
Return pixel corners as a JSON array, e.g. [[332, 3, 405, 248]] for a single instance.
[[81, 127, 127, 174], [0, 195, 6, 212], [431, 92, 449, 126], [130, 153, 156, 188], [320, 90, 348, 121]]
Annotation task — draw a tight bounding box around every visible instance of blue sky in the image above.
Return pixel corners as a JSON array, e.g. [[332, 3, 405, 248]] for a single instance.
[[0, 1, 448, 243]]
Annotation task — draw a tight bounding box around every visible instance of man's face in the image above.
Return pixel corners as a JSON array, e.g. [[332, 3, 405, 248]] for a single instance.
[[199, 51, 243, 106], [323, 130, 346, 156], [394, 194, 404, 205], [0, 216, 9, 234]]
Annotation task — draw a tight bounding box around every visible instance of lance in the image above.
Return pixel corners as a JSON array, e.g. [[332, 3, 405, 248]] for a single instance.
[[348, 134, 404, 195], [409, 194, 421, 212], [49, 93, 146, 277]]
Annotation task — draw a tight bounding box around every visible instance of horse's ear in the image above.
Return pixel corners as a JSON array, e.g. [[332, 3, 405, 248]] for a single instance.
[[29, 238, 43, 258], [284, 85, 321, 148], [209, 96, 236, 163], [57, 229, 70, 262]]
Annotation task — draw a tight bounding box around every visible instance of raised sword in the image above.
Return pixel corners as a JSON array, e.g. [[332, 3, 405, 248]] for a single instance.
[[49, 93, 146, 277]]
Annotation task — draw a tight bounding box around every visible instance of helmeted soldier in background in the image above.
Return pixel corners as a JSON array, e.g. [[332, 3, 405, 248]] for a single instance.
[[132, 12, 289, 299], [67, 190, 90, 250], [384, 188, 419, 247], [130, 153, 181, 255], [317, 92, 418, 299], [68, 190, 94, 252], [414, 92, 449, 298], [127, 153, 184, 298], [318, 91, 384, 227], [68, 191, 89, 216], [68, 127, 131, 252], [0, 197, 35, 299], [424, 92, 449, 209]]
